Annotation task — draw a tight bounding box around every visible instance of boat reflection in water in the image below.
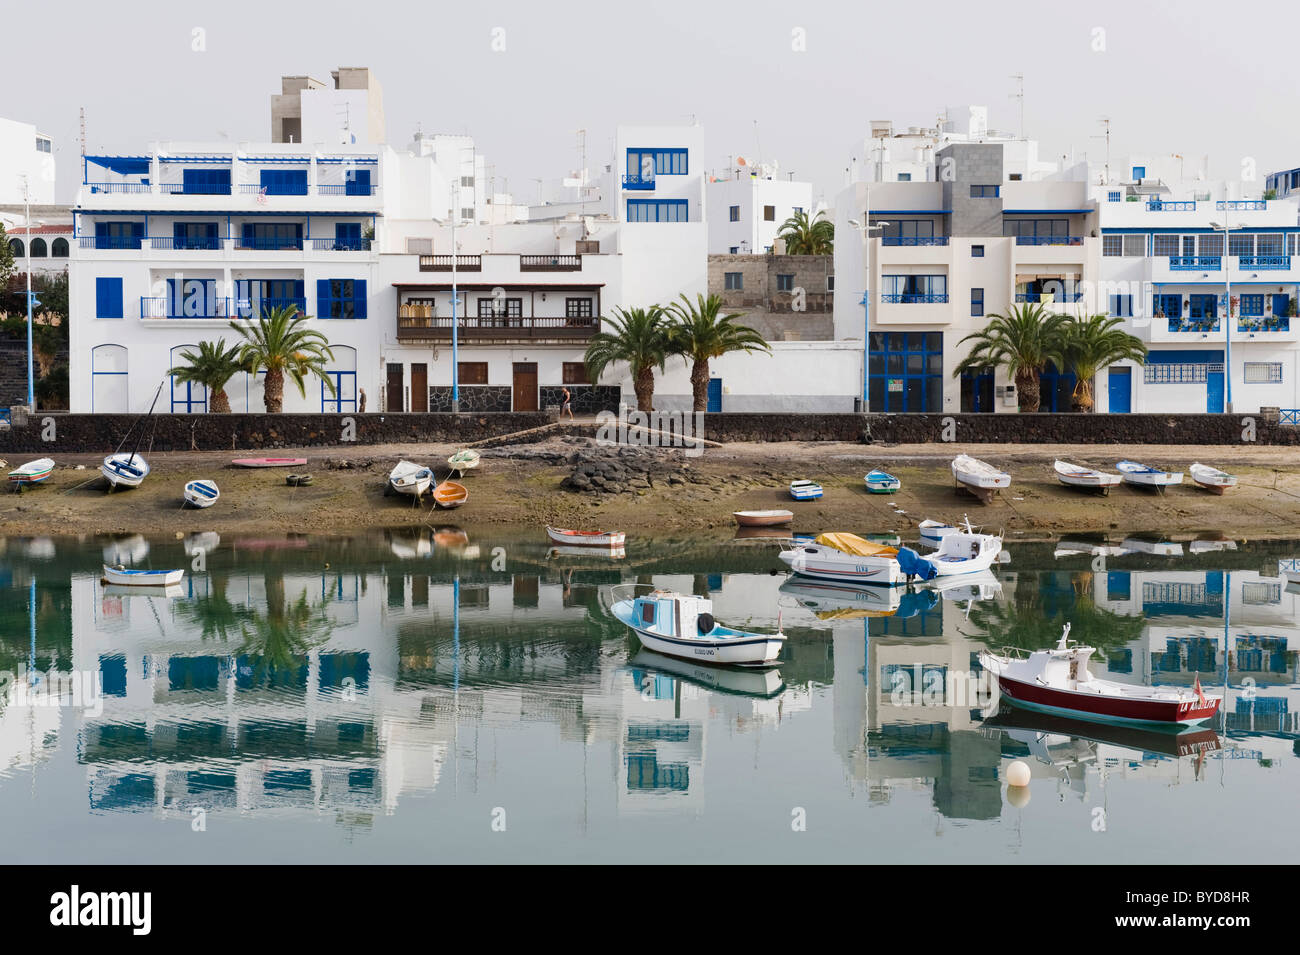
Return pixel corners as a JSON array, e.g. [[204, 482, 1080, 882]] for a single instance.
[[984, 699, 1222, 760], [779, 577, 939, 620], [630, 648, 785, 698]]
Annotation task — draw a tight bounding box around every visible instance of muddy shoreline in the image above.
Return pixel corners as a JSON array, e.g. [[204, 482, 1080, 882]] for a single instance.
[[2, 437, 1298, 543]]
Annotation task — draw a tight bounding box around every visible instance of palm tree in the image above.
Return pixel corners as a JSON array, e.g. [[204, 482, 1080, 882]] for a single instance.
[[776, 209, 834, 255], [1060, 313, 1148, 412], [229, 306, 335, 413], [952, 303, 1068, 412], [583, 306, 672, 412], [665, 293, 771, 411], [166, 338, 246, 414]]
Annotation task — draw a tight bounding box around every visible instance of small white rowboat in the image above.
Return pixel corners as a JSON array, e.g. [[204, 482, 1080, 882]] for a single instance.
[[8, 457, 54, 488], [102, 565, 185, 587], [102, 452, 150, 489], [918, 518, 957, 546], [546, 526, 626, 547], [447, 449, 481, 476], [1054, 460, 1123, 494], [388, 460, 433, 498], [183, 479, 220, 509], [733, 509, 794, 527], [1116, 460, 1183, 492], [864, 469, 901, 494], [951, 454, 1010, 504], [789, 479, 823, 501], [1189, 462, 1236, 495]]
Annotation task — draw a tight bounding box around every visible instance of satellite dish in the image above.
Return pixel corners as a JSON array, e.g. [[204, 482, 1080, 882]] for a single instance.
[[736, 156, 747, 166]]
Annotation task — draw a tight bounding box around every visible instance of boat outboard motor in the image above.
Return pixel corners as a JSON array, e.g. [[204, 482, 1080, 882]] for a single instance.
[[896, 546, 938, 581], [697, 612, 715, 635]]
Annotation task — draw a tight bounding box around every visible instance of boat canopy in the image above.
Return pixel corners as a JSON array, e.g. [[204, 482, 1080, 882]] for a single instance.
[[814, 533, 898, 557]]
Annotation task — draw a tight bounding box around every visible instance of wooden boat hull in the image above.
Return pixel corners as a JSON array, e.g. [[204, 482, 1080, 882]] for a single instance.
[[102, 453, 149, 489], [989, 671, 1220, 725], [545, 526, 626, 547], [183, 480, 220, 509], [433, 481, 468, 508], [733, 510, 794, 527], [231, 457, 308, 468], [102, 565, 185, 587]]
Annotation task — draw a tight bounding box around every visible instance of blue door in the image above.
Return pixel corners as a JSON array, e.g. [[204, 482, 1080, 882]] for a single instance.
[[1107, 367, 1131, 413], [1207, 370, 1225, 413], [706, 377, 722, 413]]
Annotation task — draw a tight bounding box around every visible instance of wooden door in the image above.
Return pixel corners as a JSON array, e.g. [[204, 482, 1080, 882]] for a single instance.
[[410, 363, 428, 412], [386, 363, 404, 412], [512, 362, 538, 412]]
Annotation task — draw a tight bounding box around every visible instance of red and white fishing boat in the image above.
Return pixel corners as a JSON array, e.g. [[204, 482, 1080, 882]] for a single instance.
[[545, 526, 626, 547], [231, 457, 308, 468], [978, 624, 1221, 726]]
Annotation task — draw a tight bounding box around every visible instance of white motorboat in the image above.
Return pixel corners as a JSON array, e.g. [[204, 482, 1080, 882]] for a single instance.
[[388, 460, 433, 498], [102, 565, 185, 587], [924, 521, 1003, 577], [101, 452, 150, 489], [1053, 460, 1122, 494], [1189, 462, 1237, 495], [951, 454, 1010, 504], [918, 518, 958, 547], [978, 624, 1222, 726], [630, 649, 785, 698], [610, 587, 785, 666], [1116, 460, 1183, 492], [183, 479, 220, 509], [778, 532, 937, 586]]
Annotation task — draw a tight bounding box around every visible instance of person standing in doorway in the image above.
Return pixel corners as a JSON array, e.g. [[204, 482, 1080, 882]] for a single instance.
[[358, 388, 367, 413], [561, 386, 574, 420]]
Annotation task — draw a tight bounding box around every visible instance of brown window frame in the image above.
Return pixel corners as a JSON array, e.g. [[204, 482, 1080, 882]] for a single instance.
[[458, 362, 488, 385], [562, 362, 590, 385]]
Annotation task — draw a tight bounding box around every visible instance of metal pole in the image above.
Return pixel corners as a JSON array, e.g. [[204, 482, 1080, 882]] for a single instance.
[[24, 180, 34, 407], [861, 214, 871, 410], [451, 182, 459, 414], [1223, 219, 1233, 413]]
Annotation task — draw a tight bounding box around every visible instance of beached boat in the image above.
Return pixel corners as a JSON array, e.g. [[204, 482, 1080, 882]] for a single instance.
[[549, 544, 627, 560], [447, 449, 481, 476], [1115, 460, 1183, 492], [183, 479, 220, 509], [545, 526, 626, 547], [733, 509, 794, 527], [1053, 460, 1122, 494], [1189, 462, 1237, 495], [979, 624, 1221, 726], [611, 587, 785, 666], [778, 532, 937, 586], [8, 457, 54, 488], [101, 452, 150, 489], [864, 469, 901, 494], [918, 518, 958, 547], [388, 460, 433, 498], [789, 479, 823, 501], [102, 565, 185, 588], [232, 457, 308, 468], [951, 455, 1010, 504], [432, 480, 468, 508]]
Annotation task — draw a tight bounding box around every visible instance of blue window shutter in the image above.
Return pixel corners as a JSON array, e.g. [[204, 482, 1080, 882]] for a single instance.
[[96, 277, 123, 318], [294, 279, 304, 299], [173, 222, 186, 247], [317, 279, 332, 318], [242, 223, 255, 248], [132, 222, 144, 248], [95, 222, 109, 238], [354, 280, 367, 319]]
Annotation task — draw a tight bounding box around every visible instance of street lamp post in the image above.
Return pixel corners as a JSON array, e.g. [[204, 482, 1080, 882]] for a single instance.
[[847, 215, 888, 411], [21, 176, 35, 408], [1209, 217, 1233, 414]]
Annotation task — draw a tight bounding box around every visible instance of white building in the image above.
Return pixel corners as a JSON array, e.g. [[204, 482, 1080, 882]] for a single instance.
[[0, 116, 56, 206], [1092, 162, 1300, 413], [706, 163, 814, 255]]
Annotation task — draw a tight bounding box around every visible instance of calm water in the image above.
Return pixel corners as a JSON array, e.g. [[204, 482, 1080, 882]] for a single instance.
[[1, 528, 1297, 864]]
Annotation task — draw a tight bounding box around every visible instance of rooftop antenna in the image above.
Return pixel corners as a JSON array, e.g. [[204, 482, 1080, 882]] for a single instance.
[[1009, 73, 1024, 139], [1093, 117, 1111, 185], [79, 106, 86, 156], [753, 119, 763, 169], [576, 128, 587, 219]]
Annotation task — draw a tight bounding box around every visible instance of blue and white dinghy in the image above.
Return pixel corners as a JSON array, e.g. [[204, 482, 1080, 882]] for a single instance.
[[183, 479, 220, 509], [611, 586, 785, 666]]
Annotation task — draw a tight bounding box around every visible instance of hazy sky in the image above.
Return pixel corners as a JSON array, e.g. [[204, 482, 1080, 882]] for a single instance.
[[10, 0, 1300, 205]]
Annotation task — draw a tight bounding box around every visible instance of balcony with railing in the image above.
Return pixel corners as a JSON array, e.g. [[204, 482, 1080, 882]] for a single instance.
[[396, 307, 600, 341], [1014, 235, 1083, 246], [1237, 255, 1291, 270], [880, 236, 950, 246], [140, 295, 307, 320], [1167, 317, 1220, 333], [1238, 317, 1291, 333], [159, 182, 232, 196], [519, 254, 582, 271], [309, 237, 372, 252], [1217, 200, 1267, 211], [85, 182, 151, 195], [150, 236, 223, 251], [1169, 256, 1222, 271], [1146, 199, 1197, 211], [879, 293, 948, 304], [1015, 292, 1084, 303], [622, 174, 655, 190], [79, 235, 145, 250], [419, 254, 483, 272]]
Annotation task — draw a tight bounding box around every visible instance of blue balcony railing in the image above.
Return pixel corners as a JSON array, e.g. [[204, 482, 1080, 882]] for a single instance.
[[316, 183, 377, 196], [1237, 255, 1291, 269], [1015, 236, 1083, 246], [150, 236, 223, 251], [310, 237, 372, 252], [1016, 292, 1084, 303], [231, 296, 307, 318], [1168, 318, 1220, 333], [1147, 200, 1196, 211], [622, 174, 655, 190], [140, 296, 233, 319], [85, 182, 151, 194], [1169, 256, 1221, 270], [234, 236, 304, 251], [881, 236, 950, 246], [1238, 318, 1291, 332], [1217, 200, 1267, 211], [880, 293, 948, 304], [79, 235, 144, 250], [159, 183, 232, 196]]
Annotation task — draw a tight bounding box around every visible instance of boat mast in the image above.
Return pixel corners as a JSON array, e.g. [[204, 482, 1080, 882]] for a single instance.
[[124, 379, 165, 463]]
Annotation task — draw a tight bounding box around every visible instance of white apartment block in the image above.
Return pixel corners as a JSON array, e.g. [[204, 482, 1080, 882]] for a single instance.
[[706, 166, 814, 254], [0, 116, 56, 206]]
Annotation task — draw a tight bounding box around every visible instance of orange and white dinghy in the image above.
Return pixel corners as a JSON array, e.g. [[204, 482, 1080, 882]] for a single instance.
[[546, 526, 626, 547], [432, 480, 468, 508]]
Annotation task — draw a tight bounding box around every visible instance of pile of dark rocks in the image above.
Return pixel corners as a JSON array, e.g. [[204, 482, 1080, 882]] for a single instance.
[[559, 445, 701, 495]]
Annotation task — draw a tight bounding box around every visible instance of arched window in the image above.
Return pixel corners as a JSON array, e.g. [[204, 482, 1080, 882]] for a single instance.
[[91, 344, 129, 413], [51, 237, 69, 257], [170, 343, 206, 413], [322, 344, 357, 412], [30, 238, 47, 258], [8, 238, 23, 258]]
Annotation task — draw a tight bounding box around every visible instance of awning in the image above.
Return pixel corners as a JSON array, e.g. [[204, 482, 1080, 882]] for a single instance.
[[814, 533, 898, 557], [86, 156, 150, 176]]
